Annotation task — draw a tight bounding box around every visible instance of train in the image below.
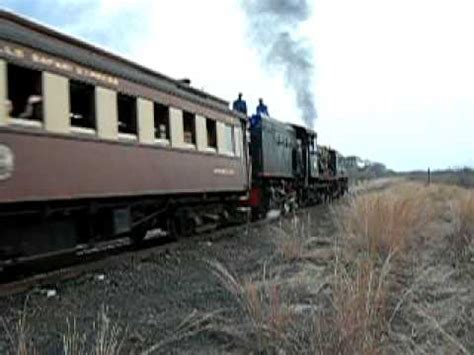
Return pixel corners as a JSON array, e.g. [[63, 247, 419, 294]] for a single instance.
[[248, 116, 347, 218], [0, 10, 347, 264]]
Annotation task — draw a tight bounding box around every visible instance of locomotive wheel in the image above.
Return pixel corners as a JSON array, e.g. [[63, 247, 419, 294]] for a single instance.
[[251, 207, 266, 221]]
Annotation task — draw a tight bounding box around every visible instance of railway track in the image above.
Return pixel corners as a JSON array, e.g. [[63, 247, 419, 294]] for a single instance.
[[0, 231, 184, 296], [0, 213, 273, 297]]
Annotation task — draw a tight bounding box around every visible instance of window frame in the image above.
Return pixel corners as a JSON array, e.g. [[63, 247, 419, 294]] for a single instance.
[[69, 79, 97, 135], [182, 110, 196, 147], [117, 92, 138, 139], [153, 101, 170, 144], [6, 63, 44, 127], [206, 118, 217, 151], [222, 123, 235, 156]]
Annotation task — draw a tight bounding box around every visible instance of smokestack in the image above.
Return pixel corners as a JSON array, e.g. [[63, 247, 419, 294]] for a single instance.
[[241, 0, 317, 127]]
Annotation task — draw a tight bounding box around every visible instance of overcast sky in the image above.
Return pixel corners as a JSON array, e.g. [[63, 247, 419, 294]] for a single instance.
[[2, 0, 473, 171]]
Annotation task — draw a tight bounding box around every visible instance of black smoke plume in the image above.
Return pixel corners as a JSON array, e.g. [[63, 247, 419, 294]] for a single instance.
[[241, 0, 317, 126]]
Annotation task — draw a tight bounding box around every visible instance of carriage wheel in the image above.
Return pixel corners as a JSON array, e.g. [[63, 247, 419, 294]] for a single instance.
[[169, 208, 195, 239]]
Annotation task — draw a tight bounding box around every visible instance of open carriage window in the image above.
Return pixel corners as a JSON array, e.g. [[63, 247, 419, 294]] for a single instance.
[[69, 80, 96, 130], [154, 102, 170, 140], [7, 63, 43, 122], [206, 119, 217, 149], [117, 93, 137, 135], [183, 111, 196, 145]]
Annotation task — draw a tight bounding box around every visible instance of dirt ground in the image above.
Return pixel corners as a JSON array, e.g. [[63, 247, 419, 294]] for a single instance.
[[0, 178, 472, 354]]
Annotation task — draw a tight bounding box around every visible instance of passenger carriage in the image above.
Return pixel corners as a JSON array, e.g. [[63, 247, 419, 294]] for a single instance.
[[0, 11, 249, 260]]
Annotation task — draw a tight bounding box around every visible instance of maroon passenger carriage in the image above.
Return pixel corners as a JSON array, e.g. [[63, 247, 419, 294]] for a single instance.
[[0, 11, 250, 262]]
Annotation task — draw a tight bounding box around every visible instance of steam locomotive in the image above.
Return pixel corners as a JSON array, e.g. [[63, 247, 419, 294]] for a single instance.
[[0, 11, 347, 264], [248, 116, 347, 218]]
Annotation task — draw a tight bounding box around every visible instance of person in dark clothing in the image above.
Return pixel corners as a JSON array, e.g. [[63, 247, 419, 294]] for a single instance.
[[232, 93, 248, 115], [256, 98, 269, 117]]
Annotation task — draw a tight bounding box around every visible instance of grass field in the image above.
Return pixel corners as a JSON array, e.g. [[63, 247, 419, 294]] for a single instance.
[[404, 168, 474, 189], [208, 179, 473, 354]]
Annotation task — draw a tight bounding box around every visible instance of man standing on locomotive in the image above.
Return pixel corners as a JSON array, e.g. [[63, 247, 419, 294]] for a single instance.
[[256, 98, 269, 117], [248, 98, 271, 128], [232, 93, 248, 115]]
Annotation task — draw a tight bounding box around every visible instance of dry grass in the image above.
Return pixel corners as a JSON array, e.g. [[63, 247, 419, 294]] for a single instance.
[[14, 312, 35, 355], [337, 259, 387, 352], [63, 318, 86, 355], [449, 190, 474, 261], [209, 261, 296, 353], [1, 299, 37, 355], [322, 181, 474, 354], [275, 214, 308, 261], [3, 306, 126, 355], [337, 183, 433, 260], [278, 237, 305, 261], [208, 182, 443, 354], [4, 301, 217, 355], [92, 307, 126, 355], [140, 309, 220, 355], [63, 307, 127, 355], [318, 182, 437, 353], [315, 253, 397, 354], [273, 214, 336, 267]]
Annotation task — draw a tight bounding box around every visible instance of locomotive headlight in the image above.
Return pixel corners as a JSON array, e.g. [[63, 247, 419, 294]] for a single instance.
[[0, 144, 14, 181]]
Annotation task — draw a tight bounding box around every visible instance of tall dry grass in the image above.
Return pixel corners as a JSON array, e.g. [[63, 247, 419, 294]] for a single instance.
[[319, 182, 436, 353], [63, 318, 86, 355], [1, 299, 37, 355], [449, 190, 474, 261], [92, 307, 126, 355], [318, 253, 399, 354], [62, 306, 126, 355], [209, 261, 296, 353], [337, 183, 434, 260], [274, 214, 310, 261], [274, 213, 335, 263], [3, 306, 126, 355], [140, 309, 220, 355], [208, 182, 440, 354]]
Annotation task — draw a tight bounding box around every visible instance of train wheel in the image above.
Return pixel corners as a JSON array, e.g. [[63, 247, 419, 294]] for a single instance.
[[169, 208, 195, 239], [130, 226, 148, 245], [251, 207, 266, 221]]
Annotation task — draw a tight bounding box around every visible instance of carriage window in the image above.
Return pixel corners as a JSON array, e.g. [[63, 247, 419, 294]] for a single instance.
[[69, 80, 96, 130], [223, 124, 235, 154], [7, 64, 43, 122], [117, 93, 137, 135], [206, 119, 217, 149], [154, 102, 169, 140], [183, 111, 196, 145]]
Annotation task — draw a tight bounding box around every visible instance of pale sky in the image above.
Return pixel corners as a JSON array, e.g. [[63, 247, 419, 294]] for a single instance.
[[2, 0, 473, 171]]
